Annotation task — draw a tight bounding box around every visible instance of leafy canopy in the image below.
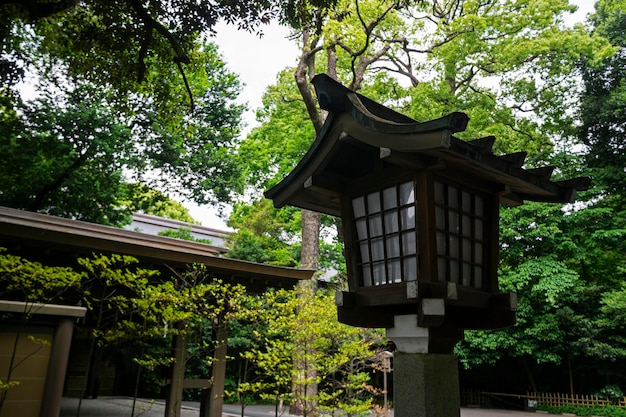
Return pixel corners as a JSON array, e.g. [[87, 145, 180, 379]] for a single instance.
[[1, 0, 339, 103], [0, 42, 245, 225]]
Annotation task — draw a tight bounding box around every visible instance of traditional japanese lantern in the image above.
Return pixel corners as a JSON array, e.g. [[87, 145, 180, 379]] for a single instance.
[[265, 74, 589, 417]]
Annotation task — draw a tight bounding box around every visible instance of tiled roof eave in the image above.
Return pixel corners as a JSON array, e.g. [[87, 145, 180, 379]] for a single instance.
[[0, 206, 315, 283]]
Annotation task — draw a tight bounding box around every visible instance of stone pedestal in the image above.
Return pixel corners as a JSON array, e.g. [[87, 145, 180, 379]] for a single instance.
[[393, 352, 460, 417], [387, 314, 461, 417]]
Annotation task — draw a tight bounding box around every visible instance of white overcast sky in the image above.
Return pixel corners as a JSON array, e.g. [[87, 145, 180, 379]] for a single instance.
[[186, 0, 597, 228], [211, 21, 299, 132]]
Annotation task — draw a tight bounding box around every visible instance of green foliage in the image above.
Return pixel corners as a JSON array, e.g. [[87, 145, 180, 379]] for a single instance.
[[457, 202, 590, 369], [391, 0, 613, 165], [536, 404, 626, 416], [77, 254, 159, 337], [458, 189, 626, 387], [1, 0, 337, 104], [0, 380, 19, 392], [1, 41, 245, 224], [580, 0, 626, 205], [227, 198, 301, 267], [158, 227, 212, 245], [0, 248, 85, 304], [73, 254, 249, 399], [106, 264, 249, 398], [120, 183, 196, 223], [0, 248, 252, 406], [229, 0, 623, 399], [238, 289, 383, 415], [237, 69, 316, 193], [596, 385, 625, 403], [0, 82, 134, 225], [569, 0, 626, 370], [0, 248, 85, 409]]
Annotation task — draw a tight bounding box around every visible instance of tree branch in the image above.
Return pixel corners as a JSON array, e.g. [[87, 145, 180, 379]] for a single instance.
[[125, 0, 194, 110], [296, 27, 324, 134], [28, 145, 93, 212]]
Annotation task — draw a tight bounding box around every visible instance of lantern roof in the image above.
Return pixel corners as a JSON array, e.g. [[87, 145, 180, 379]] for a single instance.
[[265, 74, 590, 216]]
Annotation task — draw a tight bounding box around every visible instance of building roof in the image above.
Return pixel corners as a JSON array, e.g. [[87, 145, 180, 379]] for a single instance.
[[125, 212, 231, 252], [265, 74, 591, 216], [0, 206, 314, 291]]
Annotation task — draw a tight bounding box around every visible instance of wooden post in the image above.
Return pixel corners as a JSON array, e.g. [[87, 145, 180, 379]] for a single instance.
[[208, 316, 229, 417], [166, 323, 187, 417], [40, 318, 74, 417]]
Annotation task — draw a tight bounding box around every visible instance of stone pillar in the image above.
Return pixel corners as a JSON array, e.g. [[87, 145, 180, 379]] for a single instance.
[[393, 353, 460, 417], [386, 314, 461, 417]]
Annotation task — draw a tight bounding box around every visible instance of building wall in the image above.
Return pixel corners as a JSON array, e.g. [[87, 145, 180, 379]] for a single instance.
[[0, 326, 53, 417]]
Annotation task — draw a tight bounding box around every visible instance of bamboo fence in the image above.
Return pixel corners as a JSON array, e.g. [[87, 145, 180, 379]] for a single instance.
[[461, 389, 626, 409]]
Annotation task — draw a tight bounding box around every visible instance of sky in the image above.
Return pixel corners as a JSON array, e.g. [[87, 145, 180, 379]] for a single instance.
[[212, 21, 300, 132], [184, 0, 597, 228], [182, 21, 299, 228]]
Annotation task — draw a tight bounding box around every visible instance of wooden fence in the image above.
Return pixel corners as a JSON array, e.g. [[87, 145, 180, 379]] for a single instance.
[[461, 389, 626, 409], [526, 392, 611, 408]]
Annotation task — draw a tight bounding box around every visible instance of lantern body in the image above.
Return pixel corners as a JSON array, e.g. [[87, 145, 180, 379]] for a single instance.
[[344, 172, 499, 292], [335, 168, 506, 334]]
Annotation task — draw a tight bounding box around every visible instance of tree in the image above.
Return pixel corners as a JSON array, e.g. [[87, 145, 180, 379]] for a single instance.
[[120, 183, 197, 223], [383, 1, 610, 165], [240, 0, 613, 286], [98, 263, 249, 415], [580, 0, 626, 204], [0, 81, 135, 225], [231, 0, 614, 409], [238, 289, 384, 417], [456, 202, 591, 393], [1, 0, 339, 107], [226, 198, 302, 266], [574, 0, 626, 385], [238, 2, 412, 411], [452, 1, 626, 394], [0, 42, 245, 225]]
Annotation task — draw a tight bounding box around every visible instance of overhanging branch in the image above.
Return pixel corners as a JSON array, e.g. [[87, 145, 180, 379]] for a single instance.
[[126, 0, 195, 111]]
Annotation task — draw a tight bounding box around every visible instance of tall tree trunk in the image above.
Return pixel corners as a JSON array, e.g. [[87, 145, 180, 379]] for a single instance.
[[290, 209, 321, 416], [522, 357, 537, 393], [285, 3, 411, 414], [301, 209, 321, 272], [567, 355, 574, 397], [291, 25, 322, 410]]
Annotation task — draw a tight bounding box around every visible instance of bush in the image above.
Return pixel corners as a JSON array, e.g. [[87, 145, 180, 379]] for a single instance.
[[536, 404, 626, 416], [596, 386, 625, 404]]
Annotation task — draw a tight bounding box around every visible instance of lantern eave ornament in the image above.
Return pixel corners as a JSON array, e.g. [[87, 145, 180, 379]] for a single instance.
[[266, 74, 589, 353]]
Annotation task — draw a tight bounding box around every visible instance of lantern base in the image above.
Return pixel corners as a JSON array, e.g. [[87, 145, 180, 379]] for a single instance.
[[386, 314, 463, 354], [393, 352, 461, 417]]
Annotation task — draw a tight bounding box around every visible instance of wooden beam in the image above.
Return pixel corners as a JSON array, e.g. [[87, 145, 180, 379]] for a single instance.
[[468, 136, 496, 153], [379, 148, 445, 171], [500, 151, 528, 168], [528, 166, 555, 180], [0, 206, 315, 286]]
